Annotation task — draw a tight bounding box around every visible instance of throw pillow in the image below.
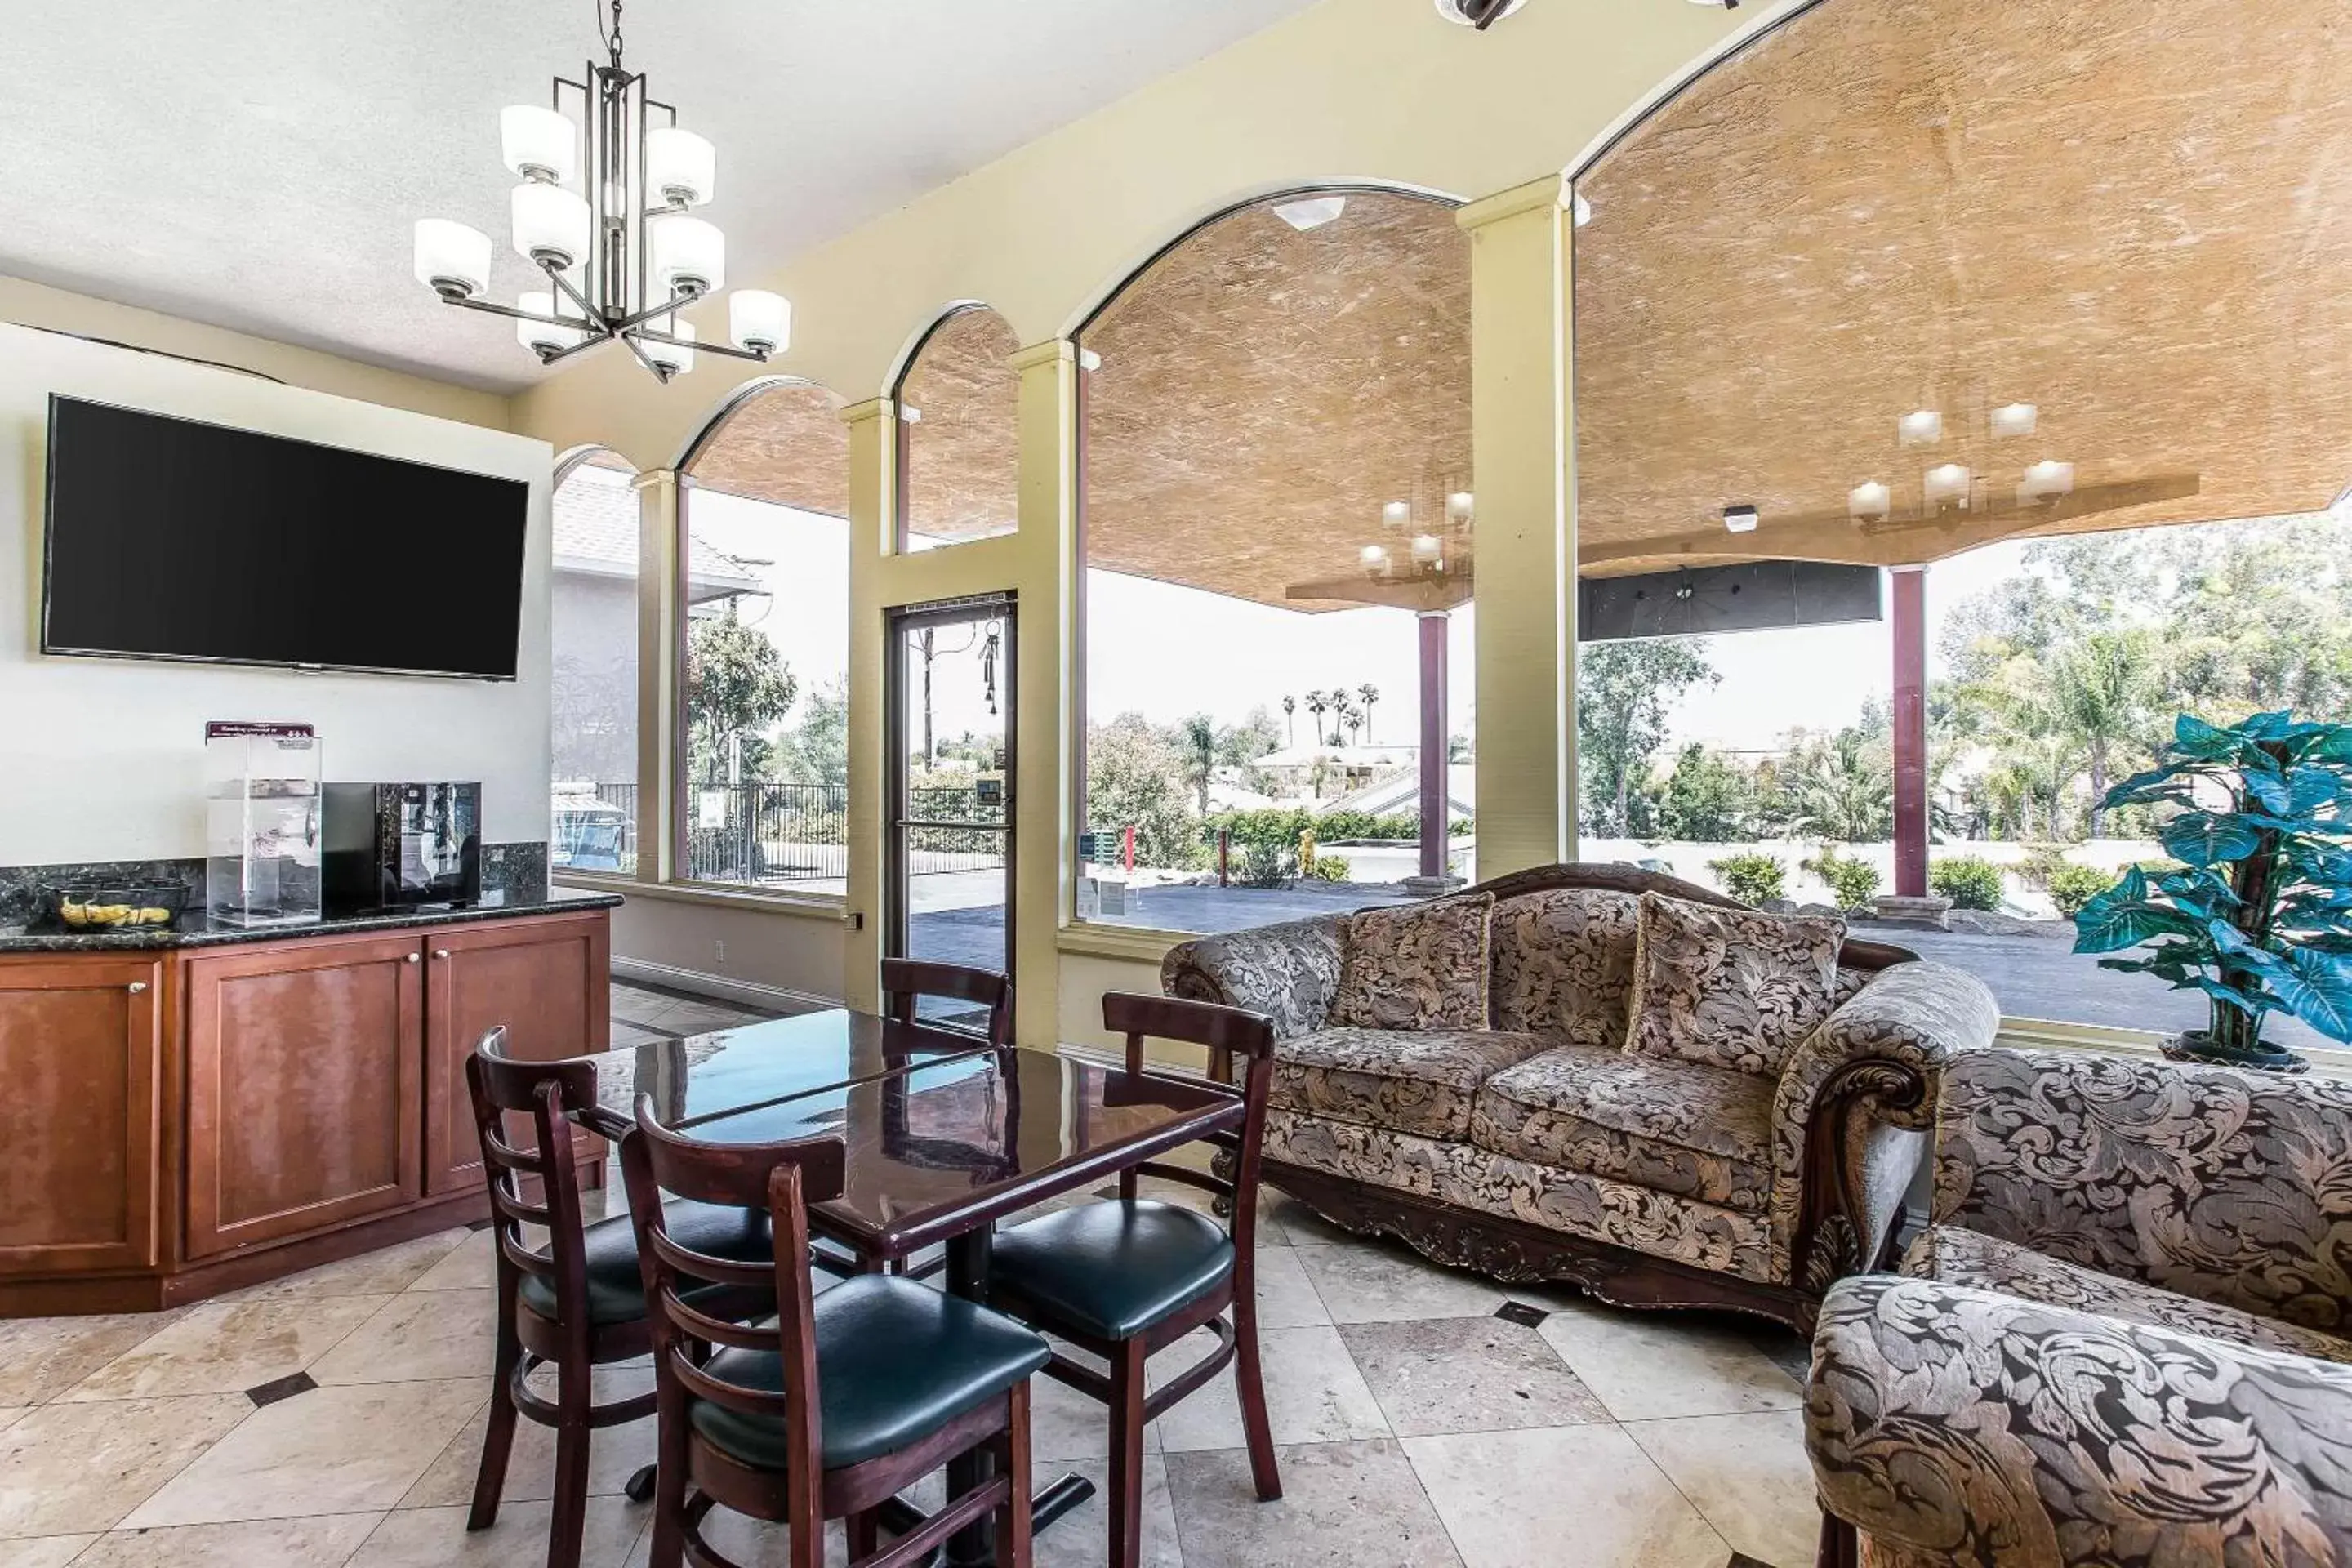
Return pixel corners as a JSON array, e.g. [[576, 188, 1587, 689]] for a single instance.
[[1489, 886, 1642, 1048], [1624, 892, 1843, 1076], [1327, 893, 1495, 1032]]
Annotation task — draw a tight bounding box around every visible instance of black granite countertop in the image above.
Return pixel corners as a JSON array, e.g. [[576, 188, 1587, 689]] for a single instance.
[[0, 888, 622, 953]]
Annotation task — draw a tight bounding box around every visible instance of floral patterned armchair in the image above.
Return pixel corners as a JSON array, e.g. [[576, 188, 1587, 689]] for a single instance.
[[1163, 862, 2002, 1329], [1807, 1048, 2352, 1566]]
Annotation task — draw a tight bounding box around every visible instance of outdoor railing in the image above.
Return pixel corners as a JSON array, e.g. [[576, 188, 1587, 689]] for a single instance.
[[666, 780, 1006, 886]]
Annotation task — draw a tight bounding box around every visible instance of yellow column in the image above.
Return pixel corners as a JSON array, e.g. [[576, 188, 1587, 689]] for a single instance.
[[1008, 340, 1078, 1049], [631, 468, 681, 884], [1459, 174, 1578, 875], [840, 398, 898, 1012]]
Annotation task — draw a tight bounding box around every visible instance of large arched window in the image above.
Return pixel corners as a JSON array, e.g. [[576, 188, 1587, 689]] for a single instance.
[[895, 305, 1021, 552], [1571, 0, 2350, 1049], [550, 448, 642, 875], [676, 381, 853, 897], [1077, 189, 1472, 932]]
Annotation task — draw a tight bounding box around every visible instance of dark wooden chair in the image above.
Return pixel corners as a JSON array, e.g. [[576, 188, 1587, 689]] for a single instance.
[[464, 1029, 775, 1568], [985, 991, 1282, 1568], [618, 1096, 1049, 1568], [880, 956, 1012, 1045]]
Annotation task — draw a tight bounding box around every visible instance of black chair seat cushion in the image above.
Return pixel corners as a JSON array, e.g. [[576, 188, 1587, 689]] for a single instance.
[[688, 1276, 1051, 1472], [988, 1199, 1235, 1341], [517, 1200, 773, 1326]]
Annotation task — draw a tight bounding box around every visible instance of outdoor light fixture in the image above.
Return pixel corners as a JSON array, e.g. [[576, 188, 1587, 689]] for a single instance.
[[1383, 500, 1412, 529], [1273, 195, 1348, 232], [1898, 409, 1944, 445], [2019, 459, 2076, 501], [1849, 481, 1891, 519], [1923, 462, 1972, 506], [1722, 503, 1759, 533], [1411, 533, 1444, 564], [1990, 401, 2040, 436], [408, 0, 791, 381]]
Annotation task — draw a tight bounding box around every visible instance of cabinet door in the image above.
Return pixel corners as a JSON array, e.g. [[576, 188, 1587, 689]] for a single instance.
[[184, 933, 424, 1258], [423, 911, 610, 1195], [0, 957, 163, 1276]]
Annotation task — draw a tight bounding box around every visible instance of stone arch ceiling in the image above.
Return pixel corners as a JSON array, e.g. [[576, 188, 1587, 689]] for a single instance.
[[683, 382, 850, 519], [899, 308, 1022, 542], [1572, 0, 2352, 577], [1080, 193, 1472, 612]]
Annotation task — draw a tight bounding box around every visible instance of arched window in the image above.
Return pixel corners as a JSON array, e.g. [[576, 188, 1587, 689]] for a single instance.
[[676, 381, 852, 897], [895, 305, 1021, 552], [1571, 0, 2350, 1049], [1077, 189, 1472, 931], [550, 448, 642, 875]]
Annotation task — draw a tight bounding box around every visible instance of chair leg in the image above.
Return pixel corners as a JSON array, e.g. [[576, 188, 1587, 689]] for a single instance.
[[845, 1509, 880, 1564], [1107, 1339, 1148, 1568], [1232, 1296, 1283, 1502], [468, 1294, 523, 1530], [546, 1357, 593, 1568], [1818, 1514, 1861, 1568], [648, 1401, 690, 1568], [996, 1380, 1034, 1568]]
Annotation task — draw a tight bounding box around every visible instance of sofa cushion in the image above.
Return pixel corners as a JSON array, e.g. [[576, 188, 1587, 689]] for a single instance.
[[1328, 893, 1494, 1032], [1903, 1224, 2352, 1366], [1489, 887, 1641, 1048], [1471, 1043, 1775, 1213], [1273, 1026, 1552, 1142], [1624, 893, 1843, 1077]]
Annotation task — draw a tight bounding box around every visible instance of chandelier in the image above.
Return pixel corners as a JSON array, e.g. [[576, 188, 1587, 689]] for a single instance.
[[408, 1, 788, 382]]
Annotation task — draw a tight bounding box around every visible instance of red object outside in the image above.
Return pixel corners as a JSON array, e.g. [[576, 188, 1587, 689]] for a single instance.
[[1123, 823, 1136, 879], [1891, 567, 1929, 898]]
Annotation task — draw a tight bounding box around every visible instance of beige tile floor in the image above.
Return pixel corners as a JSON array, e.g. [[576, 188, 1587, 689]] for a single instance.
[[0, 987, 1822, 1566]]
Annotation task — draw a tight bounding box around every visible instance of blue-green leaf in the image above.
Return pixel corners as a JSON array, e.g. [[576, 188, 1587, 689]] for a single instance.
[[2174, 714, 2241, 760], [2100, 764, 2191, 808], [2305, 727, 2352, 764], [2266, 947, 2352, 1045], [2286, 767, 2341, 815], [2243, 767, 2295, 815], [2238, 710, 2302, 742], [2073, 878, 2198, 954], [2162, 812, 2264, 866]]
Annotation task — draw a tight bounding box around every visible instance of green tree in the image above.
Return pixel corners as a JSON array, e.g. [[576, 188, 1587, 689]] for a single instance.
[[1357, 683, 1380, 742], [2048, 628, 2164, 835], [1177, 713, 1218, 816], [771, 675, 848, 786], [684, 604, 796, 783], [1655, 743, 1754, 841], [1085, 713, 1204, 871], [1575, 639, 1718, 836], [1775, 724, 1895, 841]]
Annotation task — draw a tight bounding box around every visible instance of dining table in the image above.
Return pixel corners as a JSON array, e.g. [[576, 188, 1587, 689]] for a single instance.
[[573, 1005, 1248, 1567]]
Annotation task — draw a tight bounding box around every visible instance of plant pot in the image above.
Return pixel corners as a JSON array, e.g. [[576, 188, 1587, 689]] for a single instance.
[[2158, 1031, 2310, 1076]]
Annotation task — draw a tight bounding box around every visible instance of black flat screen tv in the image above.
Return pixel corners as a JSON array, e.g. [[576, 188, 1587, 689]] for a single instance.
[[42, 395, 530, 680]]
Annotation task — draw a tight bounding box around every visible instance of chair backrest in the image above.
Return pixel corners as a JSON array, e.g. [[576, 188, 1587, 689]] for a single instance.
[[1101, 991, 1276, 1249], [618, 1096, 845, 1497], [464, 1027, 602, 1331], [880, 957, 1013, 1045]]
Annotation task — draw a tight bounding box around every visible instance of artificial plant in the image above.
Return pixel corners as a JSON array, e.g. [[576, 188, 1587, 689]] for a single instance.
[[2073, 710, 2352, 1070]]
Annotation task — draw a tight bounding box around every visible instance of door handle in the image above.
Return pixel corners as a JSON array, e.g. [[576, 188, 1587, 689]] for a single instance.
[[127, 981, 147, 994]]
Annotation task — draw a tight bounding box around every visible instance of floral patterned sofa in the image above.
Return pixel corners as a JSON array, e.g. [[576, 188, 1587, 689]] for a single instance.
[[1160, 863, 2002, 1330], [1808, 1047, 2352, 1566]]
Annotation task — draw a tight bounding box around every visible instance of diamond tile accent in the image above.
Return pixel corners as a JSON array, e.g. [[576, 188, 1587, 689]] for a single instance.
[[1493, 1300, 1549, 1327], [245, 1371, 316, 1408]]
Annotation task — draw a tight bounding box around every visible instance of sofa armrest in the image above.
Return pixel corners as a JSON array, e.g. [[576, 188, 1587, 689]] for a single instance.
[[1770, 962, 1999, 1285], [1160, 915, 1344, 1040], [1808, 1274, 2352, 1566]]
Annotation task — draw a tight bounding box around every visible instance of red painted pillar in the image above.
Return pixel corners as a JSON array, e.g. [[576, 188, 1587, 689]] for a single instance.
[[1891, 566, 1929, 898], [1419, 611, 1449, 880]]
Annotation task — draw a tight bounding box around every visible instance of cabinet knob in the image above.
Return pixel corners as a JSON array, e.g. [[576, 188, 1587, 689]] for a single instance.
[[405, 952, 421, 964], [127, 981, 148, 994], [433, 949, 450, 960]]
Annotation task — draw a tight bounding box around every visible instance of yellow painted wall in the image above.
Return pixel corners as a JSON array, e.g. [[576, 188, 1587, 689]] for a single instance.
[[0, 276, 513, 430]]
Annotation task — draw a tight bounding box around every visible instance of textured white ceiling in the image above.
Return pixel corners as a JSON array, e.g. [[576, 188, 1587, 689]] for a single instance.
[[1, 0, 1318, 392]]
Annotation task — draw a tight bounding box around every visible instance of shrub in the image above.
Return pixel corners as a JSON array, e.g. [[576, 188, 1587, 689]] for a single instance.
[[1312, 810, 1419, 842], [1931, 855, 2006, 911], [1805, 845, 1882, 910], [2014, 843, 2073, 890], [1235, 839, 1298, 889], [2046, 862, 2116, 919], [1309, 856, 1350, 882], [1708, 852, 1786, 906]]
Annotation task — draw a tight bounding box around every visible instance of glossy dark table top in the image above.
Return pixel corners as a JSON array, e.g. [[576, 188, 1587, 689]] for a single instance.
[[581, 1008, 1243, 1261]]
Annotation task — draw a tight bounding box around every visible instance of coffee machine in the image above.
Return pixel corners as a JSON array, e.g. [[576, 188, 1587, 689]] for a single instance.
[[321, 782, 482, 912]]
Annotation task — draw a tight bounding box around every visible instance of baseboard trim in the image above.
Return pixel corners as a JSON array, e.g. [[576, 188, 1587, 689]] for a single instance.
[[611, 956, 840, 1017]]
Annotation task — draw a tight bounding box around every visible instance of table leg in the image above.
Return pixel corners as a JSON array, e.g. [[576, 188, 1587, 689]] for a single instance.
[[942, 1229, 997, 1568]]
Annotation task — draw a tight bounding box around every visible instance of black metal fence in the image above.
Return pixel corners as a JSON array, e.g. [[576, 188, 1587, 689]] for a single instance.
[[555, 781, 1008, 887]]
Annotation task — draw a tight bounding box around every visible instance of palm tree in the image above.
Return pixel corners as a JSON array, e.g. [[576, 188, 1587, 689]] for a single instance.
[[1783, 729, 1895, 841], [2049, 629, 2163, 835], [1357, 683, 1379, 743], [1281, 694, 1296, 745], [1178, 714, 1217, 816], [1304, 690, 1330, 746], [1344, 707, 1365, 743]]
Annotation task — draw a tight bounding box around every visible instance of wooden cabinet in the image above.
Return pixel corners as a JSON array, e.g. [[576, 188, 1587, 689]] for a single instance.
[[183, 933, 425, 1258], [0, 958, 163, 1276], [422, 910, 611, 1194]]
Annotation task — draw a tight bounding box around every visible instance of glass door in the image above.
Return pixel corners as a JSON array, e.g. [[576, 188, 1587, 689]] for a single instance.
[[887, 596, 1015, 1024]]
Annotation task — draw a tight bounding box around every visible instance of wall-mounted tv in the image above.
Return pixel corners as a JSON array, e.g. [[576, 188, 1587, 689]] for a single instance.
[[41, 396, 530, 680]]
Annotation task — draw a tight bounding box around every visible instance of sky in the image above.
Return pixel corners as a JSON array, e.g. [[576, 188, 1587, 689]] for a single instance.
[[677, 484, 2037, 760]]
